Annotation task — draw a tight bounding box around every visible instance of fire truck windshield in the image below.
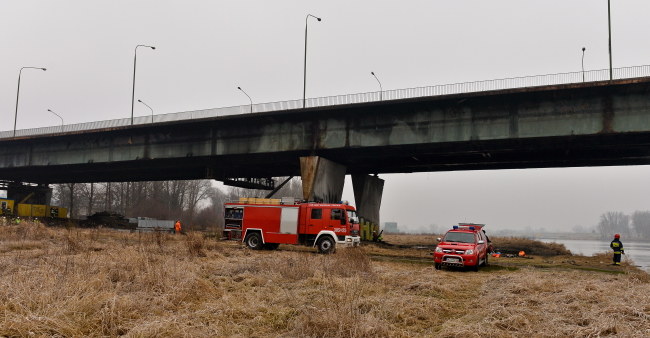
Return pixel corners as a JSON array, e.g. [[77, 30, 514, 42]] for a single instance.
[[443, 232, 475, 243], [346, 210, 359, 224]]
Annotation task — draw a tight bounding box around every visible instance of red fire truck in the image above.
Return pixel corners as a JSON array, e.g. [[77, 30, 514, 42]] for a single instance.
[[223, 198, 361, 253]]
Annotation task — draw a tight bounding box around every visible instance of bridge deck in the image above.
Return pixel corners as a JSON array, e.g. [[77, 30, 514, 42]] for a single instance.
[[1, 77, 650, 183]]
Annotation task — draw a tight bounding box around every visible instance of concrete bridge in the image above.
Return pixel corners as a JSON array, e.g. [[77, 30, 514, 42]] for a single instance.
[[2, 76, 650, 223]]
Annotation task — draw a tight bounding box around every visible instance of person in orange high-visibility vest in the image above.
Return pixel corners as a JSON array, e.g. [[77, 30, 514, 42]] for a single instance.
[[174, 220, 182, 234]]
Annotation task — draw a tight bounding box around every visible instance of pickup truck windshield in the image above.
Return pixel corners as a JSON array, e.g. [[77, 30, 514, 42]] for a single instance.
[[444, 232, 475, 243]]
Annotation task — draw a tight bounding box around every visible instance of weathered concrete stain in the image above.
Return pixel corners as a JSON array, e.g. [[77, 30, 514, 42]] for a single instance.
[[508, 101, 519, 138], [299, 156, 346, 202], [299, 156, 318, 200], [602, 94, 615, 133]]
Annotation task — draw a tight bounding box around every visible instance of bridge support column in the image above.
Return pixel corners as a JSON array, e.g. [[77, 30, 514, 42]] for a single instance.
[[352, 174, 384, 241], [299, 156, 346, 203]]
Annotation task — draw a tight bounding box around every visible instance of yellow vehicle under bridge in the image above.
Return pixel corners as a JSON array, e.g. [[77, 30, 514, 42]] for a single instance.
[[0, 198, 68, 219]]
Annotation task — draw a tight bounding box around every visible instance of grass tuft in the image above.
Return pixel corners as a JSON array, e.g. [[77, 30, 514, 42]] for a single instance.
[[185, 231, 207, 257]]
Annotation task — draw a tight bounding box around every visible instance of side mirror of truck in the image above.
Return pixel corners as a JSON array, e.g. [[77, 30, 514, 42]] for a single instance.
[[436, 237, 441, 242]]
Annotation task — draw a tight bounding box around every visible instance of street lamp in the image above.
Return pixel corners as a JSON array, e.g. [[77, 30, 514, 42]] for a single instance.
[[131, 44, 156, 125], [303, 14, 322, 109], [371, 71, 383, 101], [581, 47, 586, 82], [14, 67, 47, 137], [137, 99, 154, 123], [237, 86, 253, 113], [608, 0, 612, 80], [47, 109, 64, 132]]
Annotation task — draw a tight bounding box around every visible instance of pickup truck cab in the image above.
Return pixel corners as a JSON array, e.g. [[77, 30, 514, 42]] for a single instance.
[[434, 223, 490, 271]]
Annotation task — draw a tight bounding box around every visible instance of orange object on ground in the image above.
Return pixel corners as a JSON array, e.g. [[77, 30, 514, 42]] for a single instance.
[[518, 250, 526, 257], [492, 253, 501, 258]]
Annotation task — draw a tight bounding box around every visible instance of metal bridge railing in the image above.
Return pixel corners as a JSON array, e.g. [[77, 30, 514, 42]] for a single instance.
[[3, 64, 650, 140]]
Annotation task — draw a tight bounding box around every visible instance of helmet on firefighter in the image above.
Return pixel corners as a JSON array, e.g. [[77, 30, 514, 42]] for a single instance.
[[614, 234, 620, 239]]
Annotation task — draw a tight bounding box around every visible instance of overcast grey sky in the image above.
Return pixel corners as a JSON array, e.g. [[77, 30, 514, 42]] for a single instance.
[[2, 1, 650, 232]]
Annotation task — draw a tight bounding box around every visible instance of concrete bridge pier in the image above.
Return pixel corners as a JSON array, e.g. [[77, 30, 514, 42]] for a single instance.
[[299, 156, 346, 203], [299, 156, 385, 241], [352, 174, 385, 241]]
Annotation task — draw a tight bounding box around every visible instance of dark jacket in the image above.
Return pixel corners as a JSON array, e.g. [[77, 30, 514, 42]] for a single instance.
[[610, 239, 624, 254]]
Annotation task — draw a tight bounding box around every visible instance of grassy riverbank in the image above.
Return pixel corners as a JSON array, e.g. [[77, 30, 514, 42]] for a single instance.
[[1, 222, 648, 337]]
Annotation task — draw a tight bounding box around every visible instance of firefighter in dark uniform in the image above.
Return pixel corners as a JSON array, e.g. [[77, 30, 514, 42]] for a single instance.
[[610, 234, 624, 265]]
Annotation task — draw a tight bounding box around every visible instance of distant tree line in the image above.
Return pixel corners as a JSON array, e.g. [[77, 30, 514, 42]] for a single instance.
[[52, 177, 302, 230], [597, 211, 650, 239]]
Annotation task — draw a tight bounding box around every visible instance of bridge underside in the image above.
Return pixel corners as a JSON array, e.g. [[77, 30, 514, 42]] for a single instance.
[[1, 132, 649, 184]]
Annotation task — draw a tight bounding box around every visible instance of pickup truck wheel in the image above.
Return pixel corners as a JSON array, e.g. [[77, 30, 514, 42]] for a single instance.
[[244, 232, 263, 250], [434, 263, 442, 270], [471, 264, 479, 272], [483, 255, 489, 267], [316, 236, 335, 254]]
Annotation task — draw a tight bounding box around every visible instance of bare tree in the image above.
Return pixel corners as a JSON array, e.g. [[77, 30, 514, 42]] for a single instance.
[[632, 210, 650, 239], [597, 211, 630, 239], [226, 177, 303, 201], [49, 178, 300, 229], [88, 183, 94, 215], [184, 180, 212, 222], [193, 185, 228, 229]]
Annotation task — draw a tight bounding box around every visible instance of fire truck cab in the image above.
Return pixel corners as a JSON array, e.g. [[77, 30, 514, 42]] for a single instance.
[[224, 198, 361, 253]]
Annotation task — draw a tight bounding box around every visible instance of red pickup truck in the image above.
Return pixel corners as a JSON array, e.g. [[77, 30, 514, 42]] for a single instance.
[[433, 223, 491, 271]]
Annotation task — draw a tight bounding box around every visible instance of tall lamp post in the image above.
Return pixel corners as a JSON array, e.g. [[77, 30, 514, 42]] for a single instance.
[[303, 14, 322, 109], [237, 86, 253, 113], [14, 67, 47, 137], [137, 99, 154, 123], [608, 0, 613, 80], [131, 44, 156, 125], [47, 109, 64, 132], [371, 71, 383, 101], [581, 47, 586, 82]]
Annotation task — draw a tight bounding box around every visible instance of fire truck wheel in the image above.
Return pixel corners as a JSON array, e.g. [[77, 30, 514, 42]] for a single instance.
[[245, 232, 263, 250], [317, 236, 335, 254]]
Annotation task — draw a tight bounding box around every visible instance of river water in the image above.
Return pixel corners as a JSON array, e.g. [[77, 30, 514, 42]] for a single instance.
[[539, 238, 650, 272]]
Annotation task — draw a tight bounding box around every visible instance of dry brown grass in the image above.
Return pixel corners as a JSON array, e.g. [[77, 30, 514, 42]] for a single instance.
[[0, 224, 648, 337], [382, 233, 440, 247]]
